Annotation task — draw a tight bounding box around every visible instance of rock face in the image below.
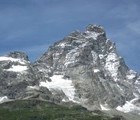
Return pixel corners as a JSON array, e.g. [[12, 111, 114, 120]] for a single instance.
[[0, 24, 140, 114], [0, 52, 35, 99], [35, 25, 140, 113], [0, 51, 51, 102], [8, 51, 29, 61]]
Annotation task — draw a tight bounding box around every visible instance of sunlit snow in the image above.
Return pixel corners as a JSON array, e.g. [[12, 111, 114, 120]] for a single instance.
[[64, 48, 79, 67], [116, 98, 140, 113], [127, 74, 136, 79], [94, 69, 100, 73], [6, 65, 28, 72], [0, 56, 26, 64], [99, 54, 104, 59], [85, 31, 101, 40], [40, 75, 76, 102], [105, 52, 119, 81], [126, 70, 136, 79], [100, 104, 110, 111], [59, 43, 66, 48], [0, 96, 9, 104]]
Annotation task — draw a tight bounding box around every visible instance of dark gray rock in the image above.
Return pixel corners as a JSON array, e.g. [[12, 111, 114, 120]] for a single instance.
[[86, 24, 105, 33], [8, 51, 29, 61]]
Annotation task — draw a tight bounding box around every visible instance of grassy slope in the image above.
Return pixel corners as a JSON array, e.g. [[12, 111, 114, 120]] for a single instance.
[[0, 100, 123, 120]]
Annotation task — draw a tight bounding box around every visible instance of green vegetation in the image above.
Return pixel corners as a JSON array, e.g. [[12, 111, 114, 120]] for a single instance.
[[0, 100, 123, 120]]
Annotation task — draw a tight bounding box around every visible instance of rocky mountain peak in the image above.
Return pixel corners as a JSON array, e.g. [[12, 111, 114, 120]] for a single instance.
[[35, 24, 140, 113], [86, 24, 105, 33], [7, 51, 29, 61]]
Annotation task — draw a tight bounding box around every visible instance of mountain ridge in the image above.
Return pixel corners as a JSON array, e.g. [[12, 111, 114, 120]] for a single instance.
[[0, 24, 140, 116]]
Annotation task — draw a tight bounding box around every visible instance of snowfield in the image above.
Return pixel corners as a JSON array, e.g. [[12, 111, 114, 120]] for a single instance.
[[0, 56, 26, 64], [40, 75, 76, 102], [6, 65, 28, 72]]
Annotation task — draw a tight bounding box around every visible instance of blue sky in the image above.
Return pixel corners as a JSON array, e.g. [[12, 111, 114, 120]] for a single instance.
[[0, 0, 140, 72]]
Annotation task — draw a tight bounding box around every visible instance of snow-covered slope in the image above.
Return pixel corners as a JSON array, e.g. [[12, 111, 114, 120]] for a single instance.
[[40, 75, 76, 102]]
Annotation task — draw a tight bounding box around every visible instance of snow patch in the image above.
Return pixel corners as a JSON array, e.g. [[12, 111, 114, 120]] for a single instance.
[[99, 54, 104, 59], [126, 70, 136, 79], [116, 98, 140, 113], [62, 99, 67, 102], [127, 74, 136, 79], [105, 52, 120, 81], [109, 46, 113, 50], [0, 96, 9, 104], [6, 65, 28, 72], [100, 104, 110, 111], [64, 48, 79, 67], [0, 56, 26, 64], [85, 31, 101, 40], [133, 93, 139, 98], [40, 75, 76, 102], [94, 69, 100, 73], [135, 80, 140, 85], [58, 43, 66, 48]]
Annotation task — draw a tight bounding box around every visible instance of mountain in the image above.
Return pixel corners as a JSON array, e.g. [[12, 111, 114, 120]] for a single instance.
[[0, 24, 140, 119], [0, 51, 51, 102], [34, 24, 140, 113]]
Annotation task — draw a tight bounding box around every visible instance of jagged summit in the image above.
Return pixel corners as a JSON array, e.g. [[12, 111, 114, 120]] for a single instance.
[[7, 51, 29, 61], [0, 24, 140, 116], [86, 24, 105, 33], [36, 24, 140, 112]]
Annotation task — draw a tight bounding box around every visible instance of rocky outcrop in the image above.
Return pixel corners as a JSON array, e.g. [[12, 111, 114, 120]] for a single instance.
[[0, 51, 52, 101], [8, 51, 29, 61]]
